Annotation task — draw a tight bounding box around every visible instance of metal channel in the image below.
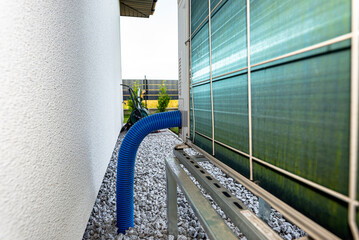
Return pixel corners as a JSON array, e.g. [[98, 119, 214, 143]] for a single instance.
[[186, 141, 341, 240], [166, 161, 178, 237], [174, 149, 281, 240], [165, 157, 238, 240]]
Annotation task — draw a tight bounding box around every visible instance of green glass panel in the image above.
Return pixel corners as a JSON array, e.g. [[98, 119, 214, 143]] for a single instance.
[[193, 83, 212, 137], [191, 0, 208, 34], [215, 143, 250, 178], [250, 0, 351, 65], [211, 0, 222, 11], [194, 134, 213, 154], [253, 162, 350, 239], [213, 73, 249, 153], [211, 0, 247, 77], [191, 22, 210, 83], [251, 48, 350, 195], [190, 0, 352, 238]]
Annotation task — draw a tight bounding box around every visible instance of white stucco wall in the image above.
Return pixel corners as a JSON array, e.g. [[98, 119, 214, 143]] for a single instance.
[[0, 0, 122, 239]]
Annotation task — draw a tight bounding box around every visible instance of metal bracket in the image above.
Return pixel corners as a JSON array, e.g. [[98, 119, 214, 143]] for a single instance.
[[258, 197, 271, 223], [174, 143, 189, 150], [166, 157, 238, 239], [173, 148, 281, 240]]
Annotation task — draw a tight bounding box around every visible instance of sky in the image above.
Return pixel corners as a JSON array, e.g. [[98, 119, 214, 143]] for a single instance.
[[120, 1, 178, 80]]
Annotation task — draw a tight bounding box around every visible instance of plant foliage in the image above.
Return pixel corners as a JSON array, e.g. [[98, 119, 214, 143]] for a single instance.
[[127, 80, 145, 112], [157, 81, 171, 112]]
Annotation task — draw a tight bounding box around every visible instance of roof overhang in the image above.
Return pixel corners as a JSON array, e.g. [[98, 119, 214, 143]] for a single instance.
[[120, 0, 157, 18]]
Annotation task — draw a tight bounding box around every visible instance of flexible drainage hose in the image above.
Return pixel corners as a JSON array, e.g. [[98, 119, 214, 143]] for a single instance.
[[116, 111, 182, 233]]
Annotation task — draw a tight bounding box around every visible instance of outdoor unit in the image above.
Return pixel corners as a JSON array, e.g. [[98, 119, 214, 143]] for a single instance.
[[177, 0, 190, 141], [177, 0, 359, 239]]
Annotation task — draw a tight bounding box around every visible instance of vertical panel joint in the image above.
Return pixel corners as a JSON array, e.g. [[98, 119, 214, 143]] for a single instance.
[[246, 0, 253, 181], [208, 0, 215, 156], [349, 0, 359, 238]]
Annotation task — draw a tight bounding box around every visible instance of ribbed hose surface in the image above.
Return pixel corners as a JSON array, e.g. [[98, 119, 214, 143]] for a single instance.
[[116, 111, 182, 233]]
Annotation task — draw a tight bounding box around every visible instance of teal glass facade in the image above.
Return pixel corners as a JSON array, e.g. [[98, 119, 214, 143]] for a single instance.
[[189, 0, 356, 238]]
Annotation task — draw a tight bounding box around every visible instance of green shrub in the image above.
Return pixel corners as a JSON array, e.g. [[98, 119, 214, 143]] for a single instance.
[[157, 81, 171, 112]]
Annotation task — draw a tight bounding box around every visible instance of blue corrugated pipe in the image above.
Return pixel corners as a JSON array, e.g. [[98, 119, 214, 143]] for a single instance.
[[116, 111, 182, 233]]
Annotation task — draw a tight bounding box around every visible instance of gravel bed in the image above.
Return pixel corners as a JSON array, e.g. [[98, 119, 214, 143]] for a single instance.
[[183, 148, 307, 240], [83, 130, 210, 240], [83, 130, 306, 240]]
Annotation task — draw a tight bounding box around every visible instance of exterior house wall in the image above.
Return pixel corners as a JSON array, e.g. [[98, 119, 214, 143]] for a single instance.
[[0, 0, 123, 239]]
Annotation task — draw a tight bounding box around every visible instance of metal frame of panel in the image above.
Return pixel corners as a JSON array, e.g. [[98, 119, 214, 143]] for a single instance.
[[208, 0, 215, 156], [187, 0, 358, 207], [183, 0, 359, 238], [349, 0, 359, 237], [246, 0, 253, 180]]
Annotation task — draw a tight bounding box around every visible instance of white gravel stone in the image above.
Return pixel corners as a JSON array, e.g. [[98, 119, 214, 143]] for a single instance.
[[83, 130, 306, 239]]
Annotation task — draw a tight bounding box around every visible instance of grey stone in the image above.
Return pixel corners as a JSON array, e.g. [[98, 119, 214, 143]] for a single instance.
[[82, 130, 306, 240]]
